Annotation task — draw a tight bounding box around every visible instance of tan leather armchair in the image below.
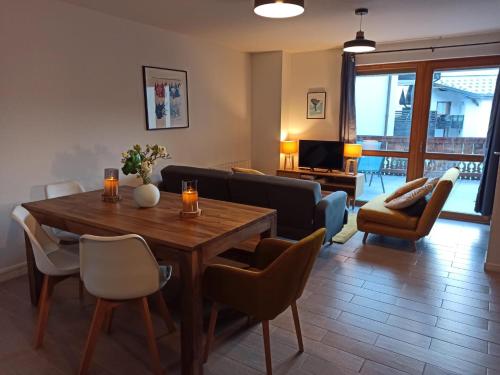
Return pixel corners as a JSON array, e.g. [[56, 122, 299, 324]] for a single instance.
[[203, 228, 326, 375], [357, 167, 460, 249]]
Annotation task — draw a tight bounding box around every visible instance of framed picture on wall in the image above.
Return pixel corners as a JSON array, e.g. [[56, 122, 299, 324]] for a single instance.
[[143, 66, 190, 130], [307, 92, 326, 119]]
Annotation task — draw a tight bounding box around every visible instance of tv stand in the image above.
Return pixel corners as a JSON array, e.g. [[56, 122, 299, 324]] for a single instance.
[[277, 168, 364, 209]]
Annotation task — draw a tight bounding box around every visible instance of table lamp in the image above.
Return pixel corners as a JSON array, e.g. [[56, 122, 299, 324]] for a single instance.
[[344, 144, 363, 175], [280, 140, 298, 170]]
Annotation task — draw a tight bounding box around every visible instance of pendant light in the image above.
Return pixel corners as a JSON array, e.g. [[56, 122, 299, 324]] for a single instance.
[[343, 8, 376, 53], [254, 0, 305, 19]]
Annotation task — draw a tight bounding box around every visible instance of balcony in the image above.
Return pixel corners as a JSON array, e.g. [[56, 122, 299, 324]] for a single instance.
[[356, 135, 485, 215]]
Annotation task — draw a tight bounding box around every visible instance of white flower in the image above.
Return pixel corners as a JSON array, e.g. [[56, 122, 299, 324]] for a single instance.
[[159, 146, 167, 157], [121, 152, 128, 158], [141, 161, 152, 175]]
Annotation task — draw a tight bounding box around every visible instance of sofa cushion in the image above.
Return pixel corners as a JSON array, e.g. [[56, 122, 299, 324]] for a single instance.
[[228, 174, 322, 232], [384, 177, 428, 203], [231, 167, 265, 175], [384, 183, 434, 210], [358, 194, 419, 230], [160, 165, 231, 201]]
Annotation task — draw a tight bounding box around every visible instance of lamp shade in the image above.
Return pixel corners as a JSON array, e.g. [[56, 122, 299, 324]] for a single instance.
[[344, 143, 363, 158], [280, 140, 298, 154], [254, 0, 305, 19]]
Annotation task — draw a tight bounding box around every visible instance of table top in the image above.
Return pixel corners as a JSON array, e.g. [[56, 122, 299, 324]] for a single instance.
[[23, 186, 276, 251]]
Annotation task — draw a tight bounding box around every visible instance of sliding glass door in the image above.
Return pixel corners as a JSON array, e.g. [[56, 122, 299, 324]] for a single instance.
[[355, 56, 500, 221], [423, 67, 499, 214]]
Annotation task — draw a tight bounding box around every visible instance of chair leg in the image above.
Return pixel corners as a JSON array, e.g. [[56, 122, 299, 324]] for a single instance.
[[362, 232, 369, 244], [155, 291, 176, 333], [34, 275, 55, 349], [290, 302, 304, 352], [103, 307, 114, 334], [369, 173, 374, 186], [379, 172, 385, 193], [79, 298, 109, 375], [139, 297, 163, 375], [204, 303, 219, 363], [262, 320, 273, 375]]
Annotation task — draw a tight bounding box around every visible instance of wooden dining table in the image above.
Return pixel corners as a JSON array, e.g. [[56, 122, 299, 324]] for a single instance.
[[22, 186, 277, 375]]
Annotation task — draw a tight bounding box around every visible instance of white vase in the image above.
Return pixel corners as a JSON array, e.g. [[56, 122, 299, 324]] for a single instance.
[[133, 183, 160, 208]]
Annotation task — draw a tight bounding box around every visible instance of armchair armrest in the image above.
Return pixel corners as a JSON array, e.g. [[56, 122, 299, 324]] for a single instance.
[[314, 191, 348, 243], [253, 238, 292, 269]]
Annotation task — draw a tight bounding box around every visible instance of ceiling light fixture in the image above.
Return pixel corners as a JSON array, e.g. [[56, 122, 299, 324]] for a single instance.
[[343, 8, 376, 53], [254, 0, 305, 19]]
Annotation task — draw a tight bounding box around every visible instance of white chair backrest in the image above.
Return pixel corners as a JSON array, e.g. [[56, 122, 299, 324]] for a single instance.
[[79, 234, 160, 300], [11, 206, 61, 275], [45, 180, 84, 199]]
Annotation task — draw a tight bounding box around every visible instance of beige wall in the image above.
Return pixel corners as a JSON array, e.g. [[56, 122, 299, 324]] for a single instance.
[[357, 32, 500, 65], [0, 0, 251, 273], [283, 49, 342, 142], [251, 52, 283, 174]]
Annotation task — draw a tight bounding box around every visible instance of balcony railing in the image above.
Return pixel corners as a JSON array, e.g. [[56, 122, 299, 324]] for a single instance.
[[357, 135, 486, 155], [357, 135, 485, 180]]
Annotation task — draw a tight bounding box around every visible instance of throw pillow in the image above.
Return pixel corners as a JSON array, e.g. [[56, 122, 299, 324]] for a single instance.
[[384, 177, 428, 203], [400, 177, 441, 216], [231, 167, 265, 175], [384, 183, 434, 210]]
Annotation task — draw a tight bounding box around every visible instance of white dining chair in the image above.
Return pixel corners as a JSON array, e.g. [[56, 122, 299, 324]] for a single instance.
[[45, 180, 85, 243], [11, 206, 80, 349], [78, 234, 175, 375]]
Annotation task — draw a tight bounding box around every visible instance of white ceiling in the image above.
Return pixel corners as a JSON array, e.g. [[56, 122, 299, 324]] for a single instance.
[[60, 0, 500, 52]]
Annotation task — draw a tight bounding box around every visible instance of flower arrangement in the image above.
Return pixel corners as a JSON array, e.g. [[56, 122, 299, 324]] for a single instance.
[[121, 144, 170, 185]]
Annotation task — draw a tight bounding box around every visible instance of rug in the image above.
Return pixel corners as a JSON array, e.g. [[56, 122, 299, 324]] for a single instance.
[[331, 213, 357, 244]]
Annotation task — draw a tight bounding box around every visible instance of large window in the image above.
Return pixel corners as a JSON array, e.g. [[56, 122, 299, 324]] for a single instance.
[[356, 72, 416, 152], [355, 57, 500, 219]]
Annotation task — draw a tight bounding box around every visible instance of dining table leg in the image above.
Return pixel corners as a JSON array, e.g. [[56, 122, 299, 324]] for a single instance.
[[180, 249, 204, 375], [25, 232, 43, 306]]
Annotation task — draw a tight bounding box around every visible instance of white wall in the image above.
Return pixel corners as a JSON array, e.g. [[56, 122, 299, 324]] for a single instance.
[[250, 52, 283, 174], [0, 0, 252, 273]]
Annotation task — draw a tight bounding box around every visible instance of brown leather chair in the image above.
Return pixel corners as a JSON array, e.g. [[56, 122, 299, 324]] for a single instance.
[[203, 228, 326, 375]]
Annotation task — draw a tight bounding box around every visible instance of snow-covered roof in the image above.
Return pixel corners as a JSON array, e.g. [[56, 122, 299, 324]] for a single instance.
[[434, 74, 498, 97]]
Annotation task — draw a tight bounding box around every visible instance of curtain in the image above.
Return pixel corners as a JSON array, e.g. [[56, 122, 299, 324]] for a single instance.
[[339, 52, 357, 143], [475, 73, 500, 216]]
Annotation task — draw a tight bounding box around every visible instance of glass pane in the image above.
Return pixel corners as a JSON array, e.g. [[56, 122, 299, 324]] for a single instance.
[[426, 68, 499, 155], [423, 159, 483, 215], [358, 156, 408, 201], [355, 72, 416, 152]]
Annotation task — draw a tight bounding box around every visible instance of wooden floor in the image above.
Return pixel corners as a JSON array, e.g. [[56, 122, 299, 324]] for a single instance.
[[1, 219, 500, 374]]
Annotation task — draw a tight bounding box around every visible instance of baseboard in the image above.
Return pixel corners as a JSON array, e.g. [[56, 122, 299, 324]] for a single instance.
[[484, 262, 500, 273], [0, 262, 27, 283]]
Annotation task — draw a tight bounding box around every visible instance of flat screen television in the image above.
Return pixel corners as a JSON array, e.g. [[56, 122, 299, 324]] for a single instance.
[[298, 140, 345, 171]]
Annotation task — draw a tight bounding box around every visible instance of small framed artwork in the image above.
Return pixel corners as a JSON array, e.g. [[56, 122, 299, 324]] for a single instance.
[[143, 66, 189, 130], [307, 92, 326, 119]]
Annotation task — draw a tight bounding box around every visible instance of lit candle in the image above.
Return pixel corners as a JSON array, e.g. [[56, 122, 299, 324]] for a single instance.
[[102, 168, 120, 202], [104, 177, 119, 196], [182, 189, 198, 213]]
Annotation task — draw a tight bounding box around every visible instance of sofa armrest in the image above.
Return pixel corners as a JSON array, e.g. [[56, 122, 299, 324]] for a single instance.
[[314, 191, 348, 243]]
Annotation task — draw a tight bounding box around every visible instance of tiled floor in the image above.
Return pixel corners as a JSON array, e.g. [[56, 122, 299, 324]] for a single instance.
[[0, 219, 499, 374]]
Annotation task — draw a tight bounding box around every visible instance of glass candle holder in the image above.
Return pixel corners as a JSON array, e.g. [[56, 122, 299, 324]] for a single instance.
[[102, 168, 121, 202], [181, 180, 200, 216]]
